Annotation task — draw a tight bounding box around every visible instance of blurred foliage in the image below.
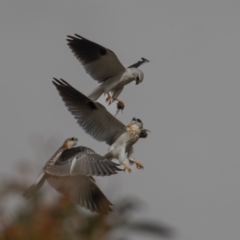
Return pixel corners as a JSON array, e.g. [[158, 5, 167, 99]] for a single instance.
[[0, 148, 176, 239]]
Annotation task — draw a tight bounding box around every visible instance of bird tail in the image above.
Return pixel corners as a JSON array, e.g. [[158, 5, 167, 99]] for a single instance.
[[23, 172, 46, 199], [88, 85, 105, 101]]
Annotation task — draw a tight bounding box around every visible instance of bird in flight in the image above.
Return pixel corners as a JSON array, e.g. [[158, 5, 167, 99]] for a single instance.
[[23, 137, 121, 214], [67, 34, 149, 114], [52, 78, 149, 173]]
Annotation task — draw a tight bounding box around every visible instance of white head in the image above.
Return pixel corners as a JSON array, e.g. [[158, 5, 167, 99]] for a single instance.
[[130, 117, 144, 129], [130, 68, 144, 85]]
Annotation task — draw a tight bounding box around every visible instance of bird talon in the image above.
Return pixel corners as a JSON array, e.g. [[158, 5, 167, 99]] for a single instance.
[[130, 160, 144, 170], [105, 96, 113, 105], [105, 93, 113, 105], [123, 163, 132, 173]]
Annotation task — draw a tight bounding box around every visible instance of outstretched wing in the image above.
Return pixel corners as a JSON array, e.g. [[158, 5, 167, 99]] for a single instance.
[[44, 146, 122, 177], [46, 175, 112, 214], [67, 34, 126, 82], [52, 78, 126, 145]]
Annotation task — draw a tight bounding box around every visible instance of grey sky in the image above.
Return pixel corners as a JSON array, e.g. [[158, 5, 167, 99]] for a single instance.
[[1, 1, 240, 239]]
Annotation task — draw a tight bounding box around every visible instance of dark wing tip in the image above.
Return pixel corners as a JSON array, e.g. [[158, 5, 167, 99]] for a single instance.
[[66, 34, 83, 42], [52, 77, 84, 107], [141, 57, 150, 62], [88, 182, 113, 214], [52, 78, 70, 87], [97, 199, 113, 215], [66, 33, 108, 63], [52, 78, 87, 102], [74, 33, 83, 39], [108, 160, 123, 173], [98, 158, 123, 176]]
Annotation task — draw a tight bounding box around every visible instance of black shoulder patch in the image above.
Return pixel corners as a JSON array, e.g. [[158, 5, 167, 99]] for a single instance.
[[57, 147, 80, 163], [88, 101, 97, 109], [99, 47, 107, 55], [59, 146, 90, 163]]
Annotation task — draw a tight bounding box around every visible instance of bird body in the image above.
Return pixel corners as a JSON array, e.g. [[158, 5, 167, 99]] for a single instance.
[[52, 78, 148, 172], [23, 137, 121, 214], [88, 68, 143, 101], [23, 138, 76, 200], [104, 120, 143, 166], [67, 34, 148, 111], [108, 124, 141, 154], [23, 33, 150, 215]]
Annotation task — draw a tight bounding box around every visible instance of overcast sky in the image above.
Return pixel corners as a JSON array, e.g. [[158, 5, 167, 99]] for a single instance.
[[1, 1, 240, 239]]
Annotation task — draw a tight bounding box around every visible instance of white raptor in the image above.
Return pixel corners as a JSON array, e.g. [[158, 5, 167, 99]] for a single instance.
[[52, 78, 149, 172], [67, 34, 149, 113]]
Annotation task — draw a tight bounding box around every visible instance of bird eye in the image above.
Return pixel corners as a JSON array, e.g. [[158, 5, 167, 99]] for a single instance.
[[71, 137, 75, 141], [132, 117, 136, 121]]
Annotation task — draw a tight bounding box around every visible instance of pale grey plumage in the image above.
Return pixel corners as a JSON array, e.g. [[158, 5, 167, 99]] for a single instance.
[[52, 79, 148, 172], [67, 34, 149, 109]]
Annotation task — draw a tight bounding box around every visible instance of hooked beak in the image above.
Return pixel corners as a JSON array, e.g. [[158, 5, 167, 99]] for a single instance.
[[136, 80, 140, 85]]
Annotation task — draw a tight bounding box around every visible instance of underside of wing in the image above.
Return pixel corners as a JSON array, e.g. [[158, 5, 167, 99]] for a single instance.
[[52, 78, 126, 145], [69, 153, 121, 176], [67, 34, 126, 82], [46, 175, 112, 214], [45, 147, 122, 177]]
